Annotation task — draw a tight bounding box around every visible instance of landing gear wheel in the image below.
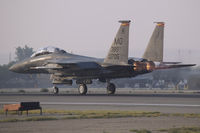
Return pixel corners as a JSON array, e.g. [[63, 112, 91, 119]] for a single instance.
[[53, 86, 59, 94], [78, 84, 87, 95], [107, 83, 116, 95]]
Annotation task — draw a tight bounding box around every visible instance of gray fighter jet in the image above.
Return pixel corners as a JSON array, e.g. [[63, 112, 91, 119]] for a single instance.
[[9, 20, 195, 95]]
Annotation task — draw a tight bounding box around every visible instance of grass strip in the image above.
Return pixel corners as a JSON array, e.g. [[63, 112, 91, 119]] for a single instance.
[[0, 110, 161, 123], [1, 109, 200, 123], [1, 109, 200, 118], [172, 113, 200, 118], [130, 129, 151, 133], [130, 127, 200, 133], [0, 116, 58, 123], [159, 127, 200, 133], [0, 109, 161, 117]]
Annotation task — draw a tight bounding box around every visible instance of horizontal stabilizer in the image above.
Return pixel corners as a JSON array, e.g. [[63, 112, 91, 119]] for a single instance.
[[155, 64, 196, 70], [161, 62, 182, 65]]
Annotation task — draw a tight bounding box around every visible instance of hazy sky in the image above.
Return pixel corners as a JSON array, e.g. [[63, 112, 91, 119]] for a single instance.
[[0, 0, 200, 64]]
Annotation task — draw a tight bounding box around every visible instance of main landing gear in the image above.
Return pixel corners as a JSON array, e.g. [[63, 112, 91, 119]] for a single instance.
[[78, 84, 88, 95], [52, 82, 116, 95], [77, 83, 116, 95], [52, 84, 88, 95], [78, 82, 116, 95]]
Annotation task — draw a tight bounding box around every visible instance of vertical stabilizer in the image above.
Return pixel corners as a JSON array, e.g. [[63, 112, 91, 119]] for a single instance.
[[142, 22, 164, 62], [103, 20, 130, 65]]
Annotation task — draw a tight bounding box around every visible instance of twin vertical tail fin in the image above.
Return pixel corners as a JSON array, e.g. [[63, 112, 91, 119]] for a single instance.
[[103, 20, 131, 66], [142, 22, 164, 62]]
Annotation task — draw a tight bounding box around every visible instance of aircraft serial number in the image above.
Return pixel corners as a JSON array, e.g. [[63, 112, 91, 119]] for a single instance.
[[111, 47, 120, 52], [108, 54, 119, 60]]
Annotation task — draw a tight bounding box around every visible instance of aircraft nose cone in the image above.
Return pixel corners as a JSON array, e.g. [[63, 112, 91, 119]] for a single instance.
[[9, 64, 18, 72], [9, 63, 24, 73]]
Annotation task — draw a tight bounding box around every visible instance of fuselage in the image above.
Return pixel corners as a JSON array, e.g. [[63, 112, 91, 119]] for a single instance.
[[9, 52, 153, 80]]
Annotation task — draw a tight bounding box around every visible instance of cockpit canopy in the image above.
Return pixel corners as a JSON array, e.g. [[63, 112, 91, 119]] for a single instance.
[[31, 46, 67, 57]]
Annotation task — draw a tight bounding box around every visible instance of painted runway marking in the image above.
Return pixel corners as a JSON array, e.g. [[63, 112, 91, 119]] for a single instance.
[[1, 102, 200, 107]]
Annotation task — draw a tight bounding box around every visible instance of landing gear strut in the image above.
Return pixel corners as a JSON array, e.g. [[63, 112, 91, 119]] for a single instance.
[[107, 83, 116, 95], [78, 84, 87, 95], [53, 86, 59, 94]]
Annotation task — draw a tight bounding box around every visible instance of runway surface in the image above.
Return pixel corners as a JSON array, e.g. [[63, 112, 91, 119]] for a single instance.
[[1, 93, 200, 113]]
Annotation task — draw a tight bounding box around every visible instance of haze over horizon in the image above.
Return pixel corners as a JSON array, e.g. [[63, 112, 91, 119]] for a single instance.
[[0, 0, 200, 65]]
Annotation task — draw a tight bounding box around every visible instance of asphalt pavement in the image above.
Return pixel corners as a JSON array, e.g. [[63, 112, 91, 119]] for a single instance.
[[1, 93, 200, 113]]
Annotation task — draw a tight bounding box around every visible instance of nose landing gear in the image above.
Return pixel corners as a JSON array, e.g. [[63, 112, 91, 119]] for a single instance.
[[53, 86, 59, 94], [107, 83, 116, 95]]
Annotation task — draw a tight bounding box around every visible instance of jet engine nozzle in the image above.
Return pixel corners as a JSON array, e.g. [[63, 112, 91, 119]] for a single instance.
[[133, 61, 155, 72]]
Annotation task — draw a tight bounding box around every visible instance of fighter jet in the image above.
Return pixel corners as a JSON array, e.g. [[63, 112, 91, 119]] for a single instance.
[[9, 20, 195, 95]]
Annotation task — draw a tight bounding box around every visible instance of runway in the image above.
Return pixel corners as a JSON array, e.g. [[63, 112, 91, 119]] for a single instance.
[[1, 101, 200, 107], [1, 93, 200, 113]]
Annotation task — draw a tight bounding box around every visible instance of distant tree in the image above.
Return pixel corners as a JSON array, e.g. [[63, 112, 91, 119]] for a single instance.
[[0, 62, 18, 87], [0, 61, 38, 88], [15, 45, 34, 61]]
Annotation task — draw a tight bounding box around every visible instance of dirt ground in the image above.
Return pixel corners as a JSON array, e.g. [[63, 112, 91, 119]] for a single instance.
[[0, 116, 200, 133]]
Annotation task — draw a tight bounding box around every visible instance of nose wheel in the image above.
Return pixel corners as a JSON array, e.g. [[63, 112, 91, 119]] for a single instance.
[[78, 84, 87, 95], [53, 86, 59, 94], [107, 83, 116, 95]]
